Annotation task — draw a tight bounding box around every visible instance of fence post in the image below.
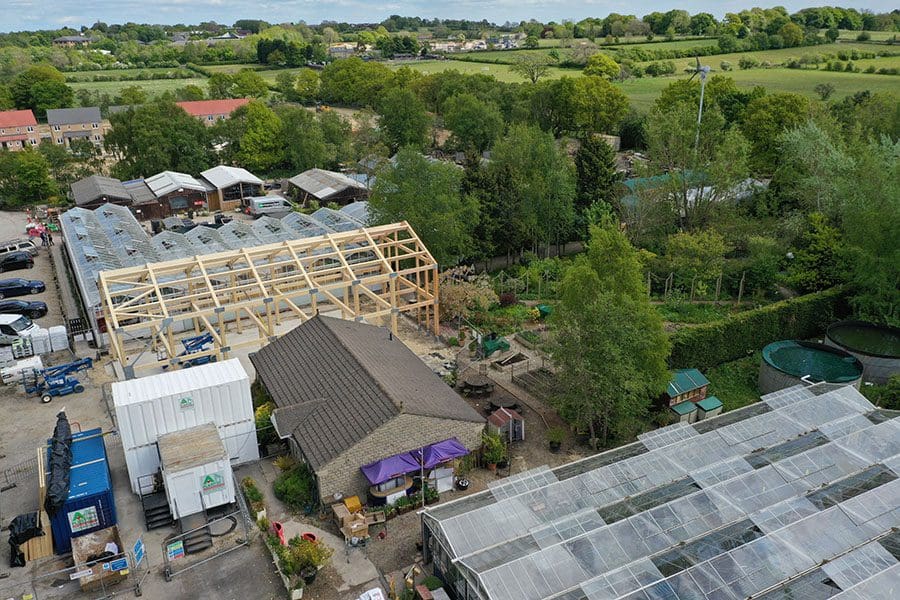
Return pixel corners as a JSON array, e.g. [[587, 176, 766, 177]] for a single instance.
[[736, 272, 746, 306]]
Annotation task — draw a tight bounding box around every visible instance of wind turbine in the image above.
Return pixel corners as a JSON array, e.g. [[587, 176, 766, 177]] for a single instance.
[[688, 57, 711, 152]]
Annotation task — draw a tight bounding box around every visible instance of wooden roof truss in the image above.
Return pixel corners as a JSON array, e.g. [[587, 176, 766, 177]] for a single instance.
[[99, 222, 439, 372]]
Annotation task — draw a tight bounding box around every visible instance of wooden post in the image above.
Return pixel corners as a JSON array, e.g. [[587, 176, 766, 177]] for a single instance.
[[736, 271, 746, 306]]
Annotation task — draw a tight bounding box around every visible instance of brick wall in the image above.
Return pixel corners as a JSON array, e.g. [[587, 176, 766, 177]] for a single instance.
[[312, 414, 484, 500]]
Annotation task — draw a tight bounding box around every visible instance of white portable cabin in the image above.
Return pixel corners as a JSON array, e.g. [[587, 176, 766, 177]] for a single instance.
[[158, 423, 235, 519], [112, 359, 258, 494]]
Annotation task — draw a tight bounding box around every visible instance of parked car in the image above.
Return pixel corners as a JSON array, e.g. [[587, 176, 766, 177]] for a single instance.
[[0, 313, 38, 345], [0, 251, 34, 272], [0, 278, 45, 299], [0, 299, 48, 319], [0, 239, 38, 257]]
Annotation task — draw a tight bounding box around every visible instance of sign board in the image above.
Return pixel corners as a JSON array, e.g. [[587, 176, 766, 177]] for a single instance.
[[68, 505, 99, 533], [104, 558, 128, 572], [179, 397, 194, 410], [133, 537, 145, 566], [201, 472, 225, 494], [69, 569, 94, 580], [166, 540, 185, 561]]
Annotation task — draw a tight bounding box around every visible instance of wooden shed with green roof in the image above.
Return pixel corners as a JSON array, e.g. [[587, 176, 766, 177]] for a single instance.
[[666, 368, 709, 407]]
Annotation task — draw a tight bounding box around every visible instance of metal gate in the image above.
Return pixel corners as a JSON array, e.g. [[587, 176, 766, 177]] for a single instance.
[[161, 480, 252, 581], [27, 543, 150, 600]]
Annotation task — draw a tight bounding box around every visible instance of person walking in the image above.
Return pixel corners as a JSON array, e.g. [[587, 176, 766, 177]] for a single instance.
[[47, 231, 54, 246], [40, 231, 48, 247]]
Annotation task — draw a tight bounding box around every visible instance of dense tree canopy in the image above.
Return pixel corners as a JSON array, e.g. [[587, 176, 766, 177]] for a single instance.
[[377, 87, 430, 152], [370, 147, 478, 266], [105, 101, 215, 180], [443, 93, 504, 155]]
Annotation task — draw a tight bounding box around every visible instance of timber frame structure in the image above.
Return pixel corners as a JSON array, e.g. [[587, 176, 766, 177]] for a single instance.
[[98, 222, 439, 373]]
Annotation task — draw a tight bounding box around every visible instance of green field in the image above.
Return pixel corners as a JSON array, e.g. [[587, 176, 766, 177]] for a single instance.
[[65, 67, 192, 81], [852, 55, 900, 70], [645, 42, 893, 69], [835, 29, 899, 42], [70, 77, 209, 96], [202, 63, 264, 73], [606, 38, 718, 51], [619, 68, 900, 109], [399, 59, 579, 82]]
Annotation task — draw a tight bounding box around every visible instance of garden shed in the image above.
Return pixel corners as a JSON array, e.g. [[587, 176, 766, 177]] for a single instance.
[[665, 368, 709, 406], [486, 407, 524, 442]]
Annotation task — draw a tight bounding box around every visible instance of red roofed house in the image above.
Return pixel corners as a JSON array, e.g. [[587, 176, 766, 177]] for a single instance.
[[176, 99, 251, 126], [0, 109, 39, 151]]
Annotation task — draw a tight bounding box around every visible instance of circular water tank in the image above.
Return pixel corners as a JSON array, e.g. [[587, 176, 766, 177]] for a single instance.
[[826, 320, 900, 385], [759, 340, 863, 395]]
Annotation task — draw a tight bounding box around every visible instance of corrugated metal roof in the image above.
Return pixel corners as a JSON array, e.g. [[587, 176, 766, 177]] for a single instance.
[[145, 171, 209, 197], [122, 179, 156, 205], [70, 175, 132, 206], [200, 165, 263, 189], [287, 168, 366, 199]]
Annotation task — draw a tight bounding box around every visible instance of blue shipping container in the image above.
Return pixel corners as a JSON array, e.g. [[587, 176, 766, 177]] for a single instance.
[[48, 428, 117, 554]]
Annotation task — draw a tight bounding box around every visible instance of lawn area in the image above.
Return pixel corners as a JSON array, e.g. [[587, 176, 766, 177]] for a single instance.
[[706, 353, 761, 412], [70, 77, 209, 96], [255, 67, 314, 83], [455, 48, 570, 65], [607, 37, 718, 51], [852, 55, 900, 70]]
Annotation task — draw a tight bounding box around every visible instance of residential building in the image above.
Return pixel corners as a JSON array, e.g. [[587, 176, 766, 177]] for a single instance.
[[70, 175, 133, 210], [421, 382, 900, 600], [199, 165, 263, 212], [287, 168, 369, 207], [0, 109, 39, 151], [250, 316, 485, 501], [52, 35, 96, 47], [328, 43, 357, 59], [44, 107, 104, 147], [176, 99, 250, 125]]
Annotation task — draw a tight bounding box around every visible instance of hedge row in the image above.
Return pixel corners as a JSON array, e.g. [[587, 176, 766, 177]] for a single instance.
[[668, 287, 849, 371]]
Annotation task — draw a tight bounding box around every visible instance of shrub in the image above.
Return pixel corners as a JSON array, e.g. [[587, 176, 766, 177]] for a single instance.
[[738, 56, 759, 70], [668, 287, 848, 370], [857, 31, 871, 42], [499, 292, 518, 307], [255, 402, 277, 445], [865, 65, 877, 74], [241, 477, 264, 503], [273, 455, 297, 472], [273, 464, 317, 511], [545, 426, 566, 444], [422, 576, 444, 591], [481, 431, 506, 465], [720, 61, 732, 71]]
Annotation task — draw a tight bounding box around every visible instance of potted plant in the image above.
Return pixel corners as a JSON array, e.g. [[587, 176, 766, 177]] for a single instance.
[[482, 431, 506, 472], [395, 496, 411, 515], [546, 427, 566, 454], [424, 485, 439, 505], [291, 580, 304, 600]]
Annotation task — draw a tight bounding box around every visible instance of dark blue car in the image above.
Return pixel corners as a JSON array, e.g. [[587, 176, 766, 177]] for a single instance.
[[0, 299, 48, 318], [0, 278, 45, 299]]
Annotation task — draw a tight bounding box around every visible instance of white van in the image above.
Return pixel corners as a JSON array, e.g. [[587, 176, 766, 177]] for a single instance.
[[0, 313, 38, 345], [0, 239, 39, 257], [247, 196, 293, 218]]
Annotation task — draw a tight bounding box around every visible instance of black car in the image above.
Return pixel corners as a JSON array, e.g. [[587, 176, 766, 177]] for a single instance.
[[0, 299, 48, 318], [0, 251, 34, 273], [0, 278, 45, 299]]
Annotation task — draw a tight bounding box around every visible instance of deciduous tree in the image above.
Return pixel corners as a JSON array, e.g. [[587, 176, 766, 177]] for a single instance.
[[370, 147, 478, 266], [550, 219, 670, 445], [583, 52, 620, 79], [443, 93, 503, 155], [376, 88, 430, 152], [510, 54, 551, 84]]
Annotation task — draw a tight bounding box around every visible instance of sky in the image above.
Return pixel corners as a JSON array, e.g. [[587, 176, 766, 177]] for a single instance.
[[3, 1, 897, 32]]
